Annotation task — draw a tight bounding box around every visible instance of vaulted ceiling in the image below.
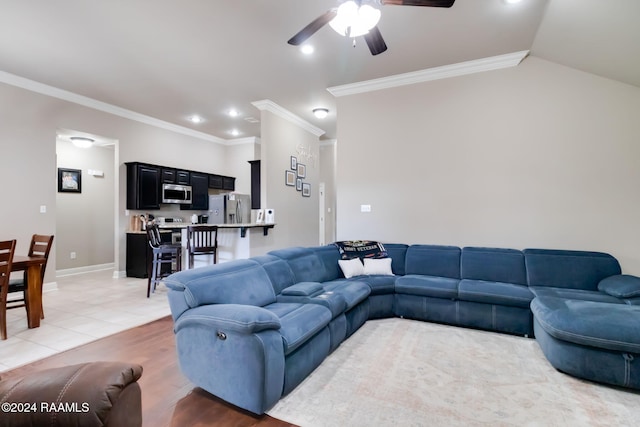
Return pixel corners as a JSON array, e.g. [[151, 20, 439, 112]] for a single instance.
[[0, 0, 638, 142]]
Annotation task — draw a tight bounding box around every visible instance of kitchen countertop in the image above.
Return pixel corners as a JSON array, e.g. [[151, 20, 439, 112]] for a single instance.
[[157, 223, 276, 238]]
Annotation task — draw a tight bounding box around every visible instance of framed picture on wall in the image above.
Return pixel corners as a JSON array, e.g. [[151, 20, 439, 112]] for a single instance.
[[296, 178, 302, 191], [302, 182, 311, 197], [291, 156, 297, 170], [297, 163, 306, 179], [58, 168, 82, 193], [285, 170, 296, 186]]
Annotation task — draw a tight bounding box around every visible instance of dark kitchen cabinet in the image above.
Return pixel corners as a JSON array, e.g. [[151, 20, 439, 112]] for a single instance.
[[126, 163, 161, 210], [161, 168, 176, 183], [223, 176, 236, 191], [208, 174, 223, 189], [176, 170, 190, 185], [181, 172, 209, 210], [249, 160, 260, 209], [126, 231, 172, 278]]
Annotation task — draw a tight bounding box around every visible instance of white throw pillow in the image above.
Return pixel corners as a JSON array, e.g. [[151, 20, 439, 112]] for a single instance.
[[363, 258, 393, 276], [338, 258, 365, 279]]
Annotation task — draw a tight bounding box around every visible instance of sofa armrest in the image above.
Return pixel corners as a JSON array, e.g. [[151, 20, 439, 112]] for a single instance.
[[0, 361, 142, 427], [280, 282, 324, 297], [174, 304, 281, 335]]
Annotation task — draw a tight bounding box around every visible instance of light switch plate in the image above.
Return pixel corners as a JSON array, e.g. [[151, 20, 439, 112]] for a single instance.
[[360, 204, 371, 213]]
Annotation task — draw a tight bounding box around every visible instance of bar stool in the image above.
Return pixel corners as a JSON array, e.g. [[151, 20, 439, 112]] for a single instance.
[[186, 225, 219, 269], [146, 224, 182, 297]]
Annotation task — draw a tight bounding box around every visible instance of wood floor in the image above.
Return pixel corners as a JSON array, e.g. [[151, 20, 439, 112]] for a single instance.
[[1, 316, 297, 427]]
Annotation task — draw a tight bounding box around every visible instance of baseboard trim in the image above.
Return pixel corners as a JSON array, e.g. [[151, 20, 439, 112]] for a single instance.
[[56, 263, 115, 277]]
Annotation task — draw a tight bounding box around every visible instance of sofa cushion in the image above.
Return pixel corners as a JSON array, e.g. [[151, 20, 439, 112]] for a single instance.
[[263, 303, 332, 355], [530, 286, 624, 304], [280, 282, 324, 297], [395, 275, 459, 299], [384, 243, 409, 276], [321, 280, 371, 310], [338, 258, 364, 279], [269, 247, 333, 283], [524, 249, 621, 291], [355, 275, 397, 295], [458, 279, 534, 308], [531, 297, 640, 354], [405, 245, 461, 279], [252, 255, 296, 295], [363, 258, 393, 276], [598, 275, 640, 299], [165, 260, 276, 308], [461, 247, 526, 285]]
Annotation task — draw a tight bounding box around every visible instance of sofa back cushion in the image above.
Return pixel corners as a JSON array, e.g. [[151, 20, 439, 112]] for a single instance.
[[405, 245, 461, 279], [524, 249, 621, 291], [164, 259, 276, 308], [252, 255, 297, 294], [384, 243, 409, 276], [268, 247, 333, 283], [461, 247, 527, 285], [310, 245, 343, 280]]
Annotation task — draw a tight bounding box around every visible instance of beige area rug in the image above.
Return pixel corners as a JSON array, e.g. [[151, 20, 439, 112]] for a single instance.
[[267, 318, 640, 426]]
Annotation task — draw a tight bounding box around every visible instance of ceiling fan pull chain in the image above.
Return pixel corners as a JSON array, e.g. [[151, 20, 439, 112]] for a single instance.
[[352, 38, 357, 48]]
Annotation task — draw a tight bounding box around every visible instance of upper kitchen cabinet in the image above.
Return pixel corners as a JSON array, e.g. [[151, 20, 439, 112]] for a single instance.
[[176, 170, 190, 185], [181, 171, 209, 210], [127, 162, 161, 210], [161, 168, 190, 185], [209, 174, 235, 191], [223, 176, 235, 191]]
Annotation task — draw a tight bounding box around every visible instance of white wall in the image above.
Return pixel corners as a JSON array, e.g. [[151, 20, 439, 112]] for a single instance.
[[256, 110, 320, 254], [335, 56, 640, 274], [56, 140, 115, 270]]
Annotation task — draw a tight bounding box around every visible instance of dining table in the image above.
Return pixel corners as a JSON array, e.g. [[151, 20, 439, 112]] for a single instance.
[[11, 255, 46, 328]]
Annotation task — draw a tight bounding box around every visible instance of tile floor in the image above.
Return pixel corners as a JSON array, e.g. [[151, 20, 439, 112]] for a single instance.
[[0, 270, 171, 373]]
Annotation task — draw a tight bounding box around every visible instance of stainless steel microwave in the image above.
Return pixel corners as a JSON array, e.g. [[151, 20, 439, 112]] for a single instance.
[[162, 183, 192, 204]]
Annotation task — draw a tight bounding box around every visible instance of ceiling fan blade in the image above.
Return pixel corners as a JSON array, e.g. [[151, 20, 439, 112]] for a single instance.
[[287, 9, 338, 46], [381, 0, 455, 7], [364, 26, 388, 56]]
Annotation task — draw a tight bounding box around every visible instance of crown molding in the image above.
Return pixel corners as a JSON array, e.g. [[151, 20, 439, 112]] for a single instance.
[[252, 99, 325, 137], [0, 70, 228, 144], [225, 136, 260, 146], [327, 50, 530, 97], [319, 139, 337, 147]]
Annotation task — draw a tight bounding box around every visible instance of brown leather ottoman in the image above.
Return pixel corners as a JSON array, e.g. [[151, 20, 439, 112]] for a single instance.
[[0, 361, 143, 427]]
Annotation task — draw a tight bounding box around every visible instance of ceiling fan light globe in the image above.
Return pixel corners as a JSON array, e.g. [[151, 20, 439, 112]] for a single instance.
[[359, 5, 381, 30]]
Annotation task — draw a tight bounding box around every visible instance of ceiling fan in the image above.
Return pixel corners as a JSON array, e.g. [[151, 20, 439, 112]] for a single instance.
[[287, 0, 456, 56]]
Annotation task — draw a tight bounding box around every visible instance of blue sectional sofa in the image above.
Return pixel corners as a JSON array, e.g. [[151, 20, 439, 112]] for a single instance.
[[165, 243, 640, 414]]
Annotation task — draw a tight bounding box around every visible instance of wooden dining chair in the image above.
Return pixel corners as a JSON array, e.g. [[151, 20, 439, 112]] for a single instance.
[[146, 224, 182, 298], [0, 239, 17, 340], [186, 225, 219, 269], [7, 234, 54, 319]]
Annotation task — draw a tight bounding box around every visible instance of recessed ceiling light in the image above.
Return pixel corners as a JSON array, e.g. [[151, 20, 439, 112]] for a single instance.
[[228, 109, 240, 117], [229, 129, 240, 137], [70, 136, 94, 148], [503, 0, 522, 4], [189, 115, 203, 123], [313, 108, 329, 119], [301, 44, 314, 55]]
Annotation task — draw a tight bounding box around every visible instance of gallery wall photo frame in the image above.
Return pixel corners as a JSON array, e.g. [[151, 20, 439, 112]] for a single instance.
[[291, 156, 297, 170], [297, 163, 306, 179], [58, 168, 82, 193], [296, 178, 302, 191], [285, 170, 296, 186], [302, 182, 311, 197]]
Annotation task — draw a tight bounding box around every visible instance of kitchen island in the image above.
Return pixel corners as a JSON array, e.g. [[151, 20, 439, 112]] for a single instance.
[[158, 223, 275, 266]]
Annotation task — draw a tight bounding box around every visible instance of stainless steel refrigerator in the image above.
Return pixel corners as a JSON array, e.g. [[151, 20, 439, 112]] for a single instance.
[[208, 193, 251, 224]]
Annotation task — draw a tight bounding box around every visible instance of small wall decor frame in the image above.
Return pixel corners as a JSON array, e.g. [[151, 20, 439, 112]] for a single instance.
[[58, 168, 82, 193], [302, 182, 311, 197], [296, 178, 302, 191], [285, 170, 296, 186], [290, 156, 297, 170], [297, 163, 306, 179]]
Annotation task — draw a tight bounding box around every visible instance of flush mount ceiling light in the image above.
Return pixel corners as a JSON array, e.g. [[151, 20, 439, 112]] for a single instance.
[[329, 1, 381, 38], [300, 44, 315, 55], [188, 115, 203, 123], [313, 108, 329, 119], [70, 136, 94, 148]]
